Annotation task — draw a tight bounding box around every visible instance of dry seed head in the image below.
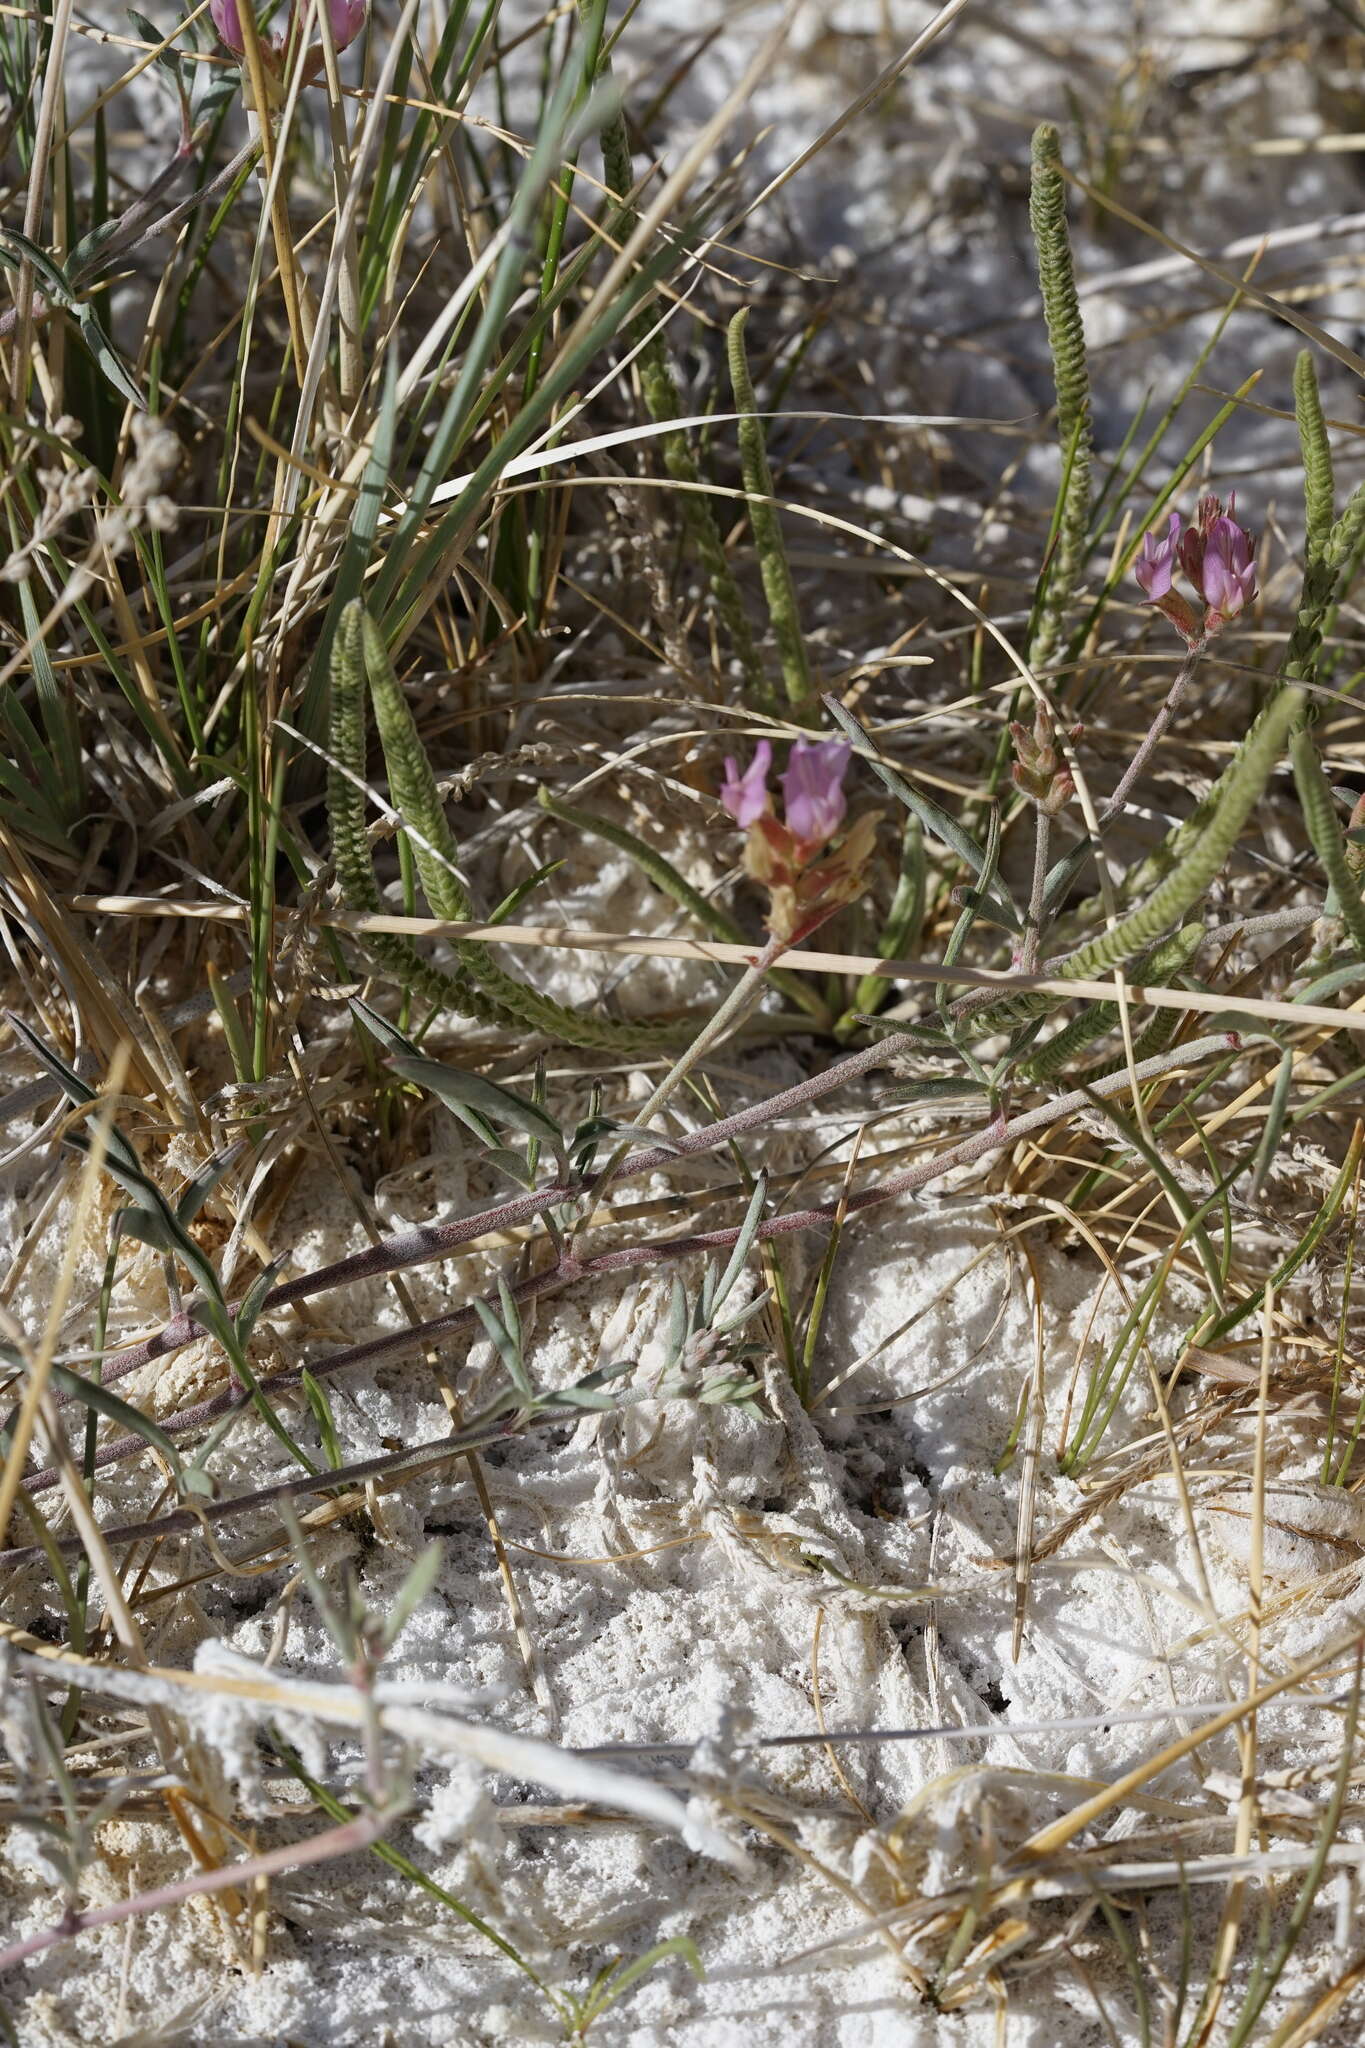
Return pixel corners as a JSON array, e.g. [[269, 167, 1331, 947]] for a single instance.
[[96, 416, 184, 556]]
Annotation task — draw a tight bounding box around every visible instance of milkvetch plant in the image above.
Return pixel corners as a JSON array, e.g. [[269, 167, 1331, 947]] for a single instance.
[[1134, 493, 1258, 647], [209, 0, 366, 82], [5, 13, 1365, 2042], [719, 736, 878, 943], [1099, 493, 1261, 822]]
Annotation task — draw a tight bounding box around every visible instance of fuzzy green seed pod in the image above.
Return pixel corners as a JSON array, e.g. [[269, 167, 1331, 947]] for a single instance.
[[1027, 123, 1093, 668], [328, 602, 695, 1051]]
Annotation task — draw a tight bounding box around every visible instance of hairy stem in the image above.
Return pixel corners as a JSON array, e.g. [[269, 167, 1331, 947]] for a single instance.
[[1101, 639, 1207, 824], [0, 1805, 398, 1973], [1019, 807, 1051, 974]]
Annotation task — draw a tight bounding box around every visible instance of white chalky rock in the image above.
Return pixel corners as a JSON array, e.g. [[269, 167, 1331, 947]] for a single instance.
[[1206, 1482, 1365, 1583]]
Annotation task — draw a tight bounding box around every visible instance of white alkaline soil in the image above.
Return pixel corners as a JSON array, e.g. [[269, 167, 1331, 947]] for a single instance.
[[4, 1, 1365, 2044]]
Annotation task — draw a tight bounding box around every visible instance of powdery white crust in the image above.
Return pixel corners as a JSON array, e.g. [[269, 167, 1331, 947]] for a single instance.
[[4, 0, 1363, 2040]]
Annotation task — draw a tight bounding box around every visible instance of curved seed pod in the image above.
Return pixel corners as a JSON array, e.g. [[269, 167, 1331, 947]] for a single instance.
[[973, 683, 1303, 1033], [329, 603, 696, 1052], [1292, 724, 1365, 958], [1020, 922, 1202, 1080], [1027, 123, 1093, 668]]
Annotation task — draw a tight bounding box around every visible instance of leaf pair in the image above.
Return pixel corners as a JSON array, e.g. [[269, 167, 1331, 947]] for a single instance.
[[351, 997, 559, 1190], [352, 998, 681, 1199], [0, 226, 143, 410]]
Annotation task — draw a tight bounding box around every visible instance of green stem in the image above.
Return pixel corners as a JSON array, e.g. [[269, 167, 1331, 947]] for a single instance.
[[726, 307, 815, 717], [578, 3, 762, 695]]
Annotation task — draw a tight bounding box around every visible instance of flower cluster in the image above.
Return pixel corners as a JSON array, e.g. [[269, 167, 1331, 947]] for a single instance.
[[719, 737, 876, 941], [1134, 494, 1257, 647], [1009, 704, 1079, 816], [209, 0, 365, 77]]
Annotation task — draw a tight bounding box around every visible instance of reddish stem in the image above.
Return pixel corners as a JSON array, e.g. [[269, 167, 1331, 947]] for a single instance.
[[13, 1033, 1237, 1517], [53, 1025, 923, 1400], [0, 1804, 395, 1976]]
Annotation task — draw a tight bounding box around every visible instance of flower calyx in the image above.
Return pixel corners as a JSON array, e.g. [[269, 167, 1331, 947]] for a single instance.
[[1009, 704, 1081, 816], [719, 735, 877, 942], [1134, 494, 1257, 647]]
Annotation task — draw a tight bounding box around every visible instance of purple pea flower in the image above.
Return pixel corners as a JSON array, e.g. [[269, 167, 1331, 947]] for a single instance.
[[210, 0, 366, 58], [325, 0, 366, 46], [782, 738, 850, 846], [1134, 512, 1181, 601], [1197, 513, 1257, 621], [719, 740, 773, 828], [1134, 494, 1257, 644], [209, 0, 246, 50]]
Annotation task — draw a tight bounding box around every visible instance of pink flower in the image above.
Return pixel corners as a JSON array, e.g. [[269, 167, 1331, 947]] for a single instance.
[[720, 734, 852, 848], [209, 0, 245, 50], [209, 0, 287, 55], [719, 740, 772, 827], [1197, 513, 1257, 620], [210, 0, 366, 60], [1134, 512, 1181, 601], [721, 736, 869, 940], [1133, 494, 1257, 642], [782, 738, 850, 846], [326, 0, 366, 47]]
